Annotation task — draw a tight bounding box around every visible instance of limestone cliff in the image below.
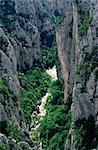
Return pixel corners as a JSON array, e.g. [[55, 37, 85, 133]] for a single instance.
[[0, 0, 98, 150], [0, 0, 54, 149], [56, 0, 98, 149]]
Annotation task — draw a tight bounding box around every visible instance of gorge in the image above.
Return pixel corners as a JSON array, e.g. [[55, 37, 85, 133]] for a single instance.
[[0, 0, 98, 150]]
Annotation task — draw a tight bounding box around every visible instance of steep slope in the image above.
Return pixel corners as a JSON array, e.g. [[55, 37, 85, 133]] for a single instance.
[[0, 0, 98, 150], [56, 0, 98, 149], [0, 0, 54, 149]]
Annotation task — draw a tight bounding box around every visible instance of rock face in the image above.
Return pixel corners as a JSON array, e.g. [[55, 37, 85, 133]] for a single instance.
[[0, 0, 54, 149], [0, 0, 42, 71], [0, 0, 98, 149], [0, 133, 32, 150], [56, 0, 98, 149]]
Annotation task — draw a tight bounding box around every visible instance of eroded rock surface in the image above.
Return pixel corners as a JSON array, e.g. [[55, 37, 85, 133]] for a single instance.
[[0, 0, 98, 149], [56, 0, 98, 149], [0, 0, 55, 149]]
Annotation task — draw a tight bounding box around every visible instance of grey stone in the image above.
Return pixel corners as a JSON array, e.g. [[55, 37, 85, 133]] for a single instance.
[[0, 133, 8, 144]]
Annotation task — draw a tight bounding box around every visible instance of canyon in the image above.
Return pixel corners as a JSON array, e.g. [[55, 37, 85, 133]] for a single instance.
[[0, 0, 98, 150]]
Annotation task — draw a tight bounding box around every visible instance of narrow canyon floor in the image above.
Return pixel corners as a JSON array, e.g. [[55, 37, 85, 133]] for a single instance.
[[30, 66, 58, 149]]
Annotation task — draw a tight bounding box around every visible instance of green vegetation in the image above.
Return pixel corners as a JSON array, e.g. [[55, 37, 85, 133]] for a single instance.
[[38, 79, 71, 150], [76, 61, 91, 74], [48, 79, 64, 105], [41, 45, 57, 69], [78, 11, 92, 37], [73, 128, 81, 149], [75, 1, 92, 37], [20, 67, 51, 125], [80, 45, 89, 52], [6, 121, 22, 142], [20, 43, 58, 125], [76, 48, 98, 93], [76, 60, 98, 75], [22, 147, 30, 150], [19, 36, 71, 149], [0, 77, 9, 94], [0, 144, 10, 150], [53, 15, 64, 27], [38, 105, 71, 150], [0, 77, 15, 102]]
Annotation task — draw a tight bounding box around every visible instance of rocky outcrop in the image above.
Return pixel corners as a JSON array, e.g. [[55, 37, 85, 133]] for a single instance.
[[56, 0, 98, 149], [0, 133, 32, 150], [0, 28, 20, 97], [0, 0, 98, 149], [56, 0, 74, 104], [0, 0, 54, 148], [0, 0, 41, 71]]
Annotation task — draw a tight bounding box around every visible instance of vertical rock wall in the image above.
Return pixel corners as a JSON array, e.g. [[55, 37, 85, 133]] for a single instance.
[[0, 0, 98, 149], [56, 0, 98, 149], [0, 0, 54, 149]]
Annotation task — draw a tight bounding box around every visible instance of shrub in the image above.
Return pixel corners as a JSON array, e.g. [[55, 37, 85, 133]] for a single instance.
[[41, 45, 57, 69], [20, 67, 51, 125], [38, 79, 71, 150], [76, 61, 90, 74], [0, 144, 10, 150], [6, 121, 21, 142], [38, 105, 71, 150], [49, 80, 64, 105], [76, 60, 98, 75], [78, 11, 92, 37], [73, 128, 81, 148], [53, 15, 64, 27], [0, 77, 9, 94]]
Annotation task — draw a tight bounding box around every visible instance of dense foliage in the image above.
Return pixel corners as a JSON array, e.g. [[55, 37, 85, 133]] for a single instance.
[[48, 80, 64, 105], [0, 144, 10, 150], [38, 79, 72, 150], [41, 45, 57, 69], [20, 67, 51, 125], [74, 2, 92, 38], [75, 0, 92, 37], [78, 11, 92, 37], [6, 121, 22, 142], [19, 31, 71, 148]]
